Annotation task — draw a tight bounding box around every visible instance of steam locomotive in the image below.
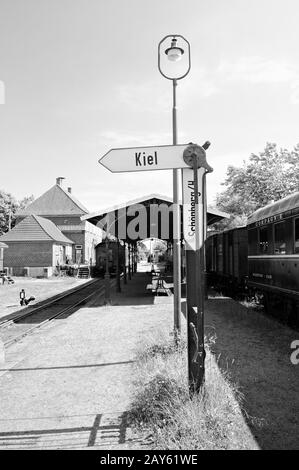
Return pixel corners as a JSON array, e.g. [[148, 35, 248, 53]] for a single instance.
[[206, 191, 299, 327]]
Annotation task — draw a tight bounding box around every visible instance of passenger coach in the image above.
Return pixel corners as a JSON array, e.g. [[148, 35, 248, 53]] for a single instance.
[[206, 226, 248, 297], [247, 191, 299, 323]]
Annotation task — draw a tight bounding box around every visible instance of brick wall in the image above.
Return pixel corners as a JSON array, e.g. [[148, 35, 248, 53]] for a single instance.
[[3, 241, 53, 267]]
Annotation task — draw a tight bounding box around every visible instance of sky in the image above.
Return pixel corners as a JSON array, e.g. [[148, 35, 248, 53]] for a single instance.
[[0, 0, 298, 212]]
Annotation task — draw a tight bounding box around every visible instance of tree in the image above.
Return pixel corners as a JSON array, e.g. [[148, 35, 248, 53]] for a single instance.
[[137, 241, 149, 261], [214, 142, 299, 229], [18, 194, 35, 211], [152, 239, 167, 252], [0, 191, 34, 234]]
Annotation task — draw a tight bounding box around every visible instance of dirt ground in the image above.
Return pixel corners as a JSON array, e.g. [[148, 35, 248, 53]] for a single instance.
[[204, 297, 299, 450], [0, 277, 89, 319]]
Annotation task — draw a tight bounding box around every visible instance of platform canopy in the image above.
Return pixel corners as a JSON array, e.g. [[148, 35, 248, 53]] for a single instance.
[[82, 194, 229, 243]]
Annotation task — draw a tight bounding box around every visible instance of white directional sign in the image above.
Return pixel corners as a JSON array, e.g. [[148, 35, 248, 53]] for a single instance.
[[99, 144, 191, 173], [182, 167, 205, 251]]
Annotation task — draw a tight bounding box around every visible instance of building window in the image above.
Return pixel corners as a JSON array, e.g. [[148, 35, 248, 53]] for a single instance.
[[295, 218, 299, 254], [274, 222, 286, 254], [259, 226, 269, 253]]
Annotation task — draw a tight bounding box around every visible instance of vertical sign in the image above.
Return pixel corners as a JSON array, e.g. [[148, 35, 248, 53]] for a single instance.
[[182, 165, 206, 392], [182, 167, 205, 251]]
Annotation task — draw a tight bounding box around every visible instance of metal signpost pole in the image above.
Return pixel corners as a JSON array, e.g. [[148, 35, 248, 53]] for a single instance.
[[104, 235, 111, 304], [116, 239, 121, 293], [128, 243, 131, 280], [182, 143, 212, 392], [124, 243, 127, 284], [192, 156, 204, 390], [203, 172, 208, 300], [172, 78, 181, 339]]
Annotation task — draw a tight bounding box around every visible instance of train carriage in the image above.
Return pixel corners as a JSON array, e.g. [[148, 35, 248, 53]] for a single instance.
[[206, 191, 299, 327], [247, 191, 299, 324], [95, 240, 125, 277], [206, 226, 248, 297]]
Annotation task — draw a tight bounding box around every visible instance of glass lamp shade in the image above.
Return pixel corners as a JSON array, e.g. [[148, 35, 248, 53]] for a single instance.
[[166, 47, 184, 62]]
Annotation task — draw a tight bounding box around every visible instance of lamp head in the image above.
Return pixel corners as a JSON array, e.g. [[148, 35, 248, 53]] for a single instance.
[[158, 34, 191, 80], [165, 37, 184, 62]]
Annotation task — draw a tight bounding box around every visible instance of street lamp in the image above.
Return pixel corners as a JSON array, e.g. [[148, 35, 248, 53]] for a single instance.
[[150, 237, 154, 266], [165, 37, 185, 62], [104, 233, 111, 305], [158, 35, 191, 338]]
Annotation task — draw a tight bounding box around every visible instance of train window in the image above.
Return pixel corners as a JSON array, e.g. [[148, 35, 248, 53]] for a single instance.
[[248, 228, 258, 255], [274, 222, 286, 254], [295, 218, 299, 253], [259, 227, 269, 253]]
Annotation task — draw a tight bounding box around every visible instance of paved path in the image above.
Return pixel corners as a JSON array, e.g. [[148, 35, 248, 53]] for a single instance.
[[0, 272, 173, 450]]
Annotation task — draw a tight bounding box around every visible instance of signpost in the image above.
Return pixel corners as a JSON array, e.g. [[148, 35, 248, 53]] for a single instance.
[[182, 143, 212, 392], [99, 141, 213, 391], [99, 144, 192, 173]]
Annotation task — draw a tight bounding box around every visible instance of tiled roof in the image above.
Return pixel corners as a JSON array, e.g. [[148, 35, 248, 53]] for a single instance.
[[16, 184, 89, 217], [0, 215, 73, 244]]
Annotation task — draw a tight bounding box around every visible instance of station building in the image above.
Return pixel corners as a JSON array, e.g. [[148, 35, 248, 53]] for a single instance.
[[0, 215, 73, 277], [0, 242, 8, 272], [15, 177, 103, 266]]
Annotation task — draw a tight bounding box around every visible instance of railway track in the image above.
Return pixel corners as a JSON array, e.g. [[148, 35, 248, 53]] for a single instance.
[[0, 277, 114, 348]]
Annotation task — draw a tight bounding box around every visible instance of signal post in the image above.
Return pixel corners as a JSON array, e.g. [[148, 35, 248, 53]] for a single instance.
[[182, 143, 213, 392]]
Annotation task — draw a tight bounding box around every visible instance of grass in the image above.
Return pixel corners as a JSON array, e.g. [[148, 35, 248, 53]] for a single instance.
[[128, 328, 258, 450]]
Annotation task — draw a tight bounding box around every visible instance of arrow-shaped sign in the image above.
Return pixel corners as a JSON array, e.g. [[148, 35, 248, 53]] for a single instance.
[[99, 144, 192, 173]]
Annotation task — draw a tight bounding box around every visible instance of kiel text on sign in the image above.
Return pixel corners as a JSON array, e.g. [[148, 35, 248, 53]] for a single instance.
[[135, 151, 158, 167], [99, 144, 191, 173]]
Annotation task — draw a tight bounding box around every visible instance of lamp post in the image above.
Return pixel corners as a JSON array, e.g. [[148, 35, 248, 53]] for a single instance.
[[158, 35, 191, 339], [150, 237, 153, 262], [104, 234, 111, 304]]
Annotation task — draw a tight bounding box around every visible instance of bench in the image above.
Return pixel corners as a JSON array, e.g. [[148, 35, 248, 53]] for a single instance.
[[151, 271, 167, 295]]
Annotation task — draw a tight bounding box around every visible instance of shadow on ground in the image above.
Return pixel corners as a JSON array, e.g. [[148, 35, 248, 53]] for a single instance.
[[0, 411, 142, 449], [183, 297, 299, 450], [87, 272, 171, 307]]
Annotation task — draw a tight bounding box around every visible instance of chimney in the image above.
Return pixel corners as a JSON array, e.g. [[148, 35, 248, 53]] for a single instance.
[[67, 187, 72, 194], [56, 177, 65, 186]]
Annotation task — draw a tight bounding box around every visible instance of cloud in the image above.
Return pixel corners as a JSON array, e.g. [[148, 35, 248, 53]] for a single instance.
[[117, 81, 169, 113], [116, 68, 222, 115], [215, 56, 299, 104], [98, 129, 174, 147], [0, 80, 5, 104], [218, 56, 298, 84], [291, 79, 299, 104], [166, 57, 299, 105]]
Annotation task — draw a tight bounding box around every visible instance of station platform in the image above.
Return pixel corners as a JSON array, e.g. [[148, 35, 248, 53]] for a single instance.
[[1, 272, 298, 450], [0, 272, 175, 450]]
